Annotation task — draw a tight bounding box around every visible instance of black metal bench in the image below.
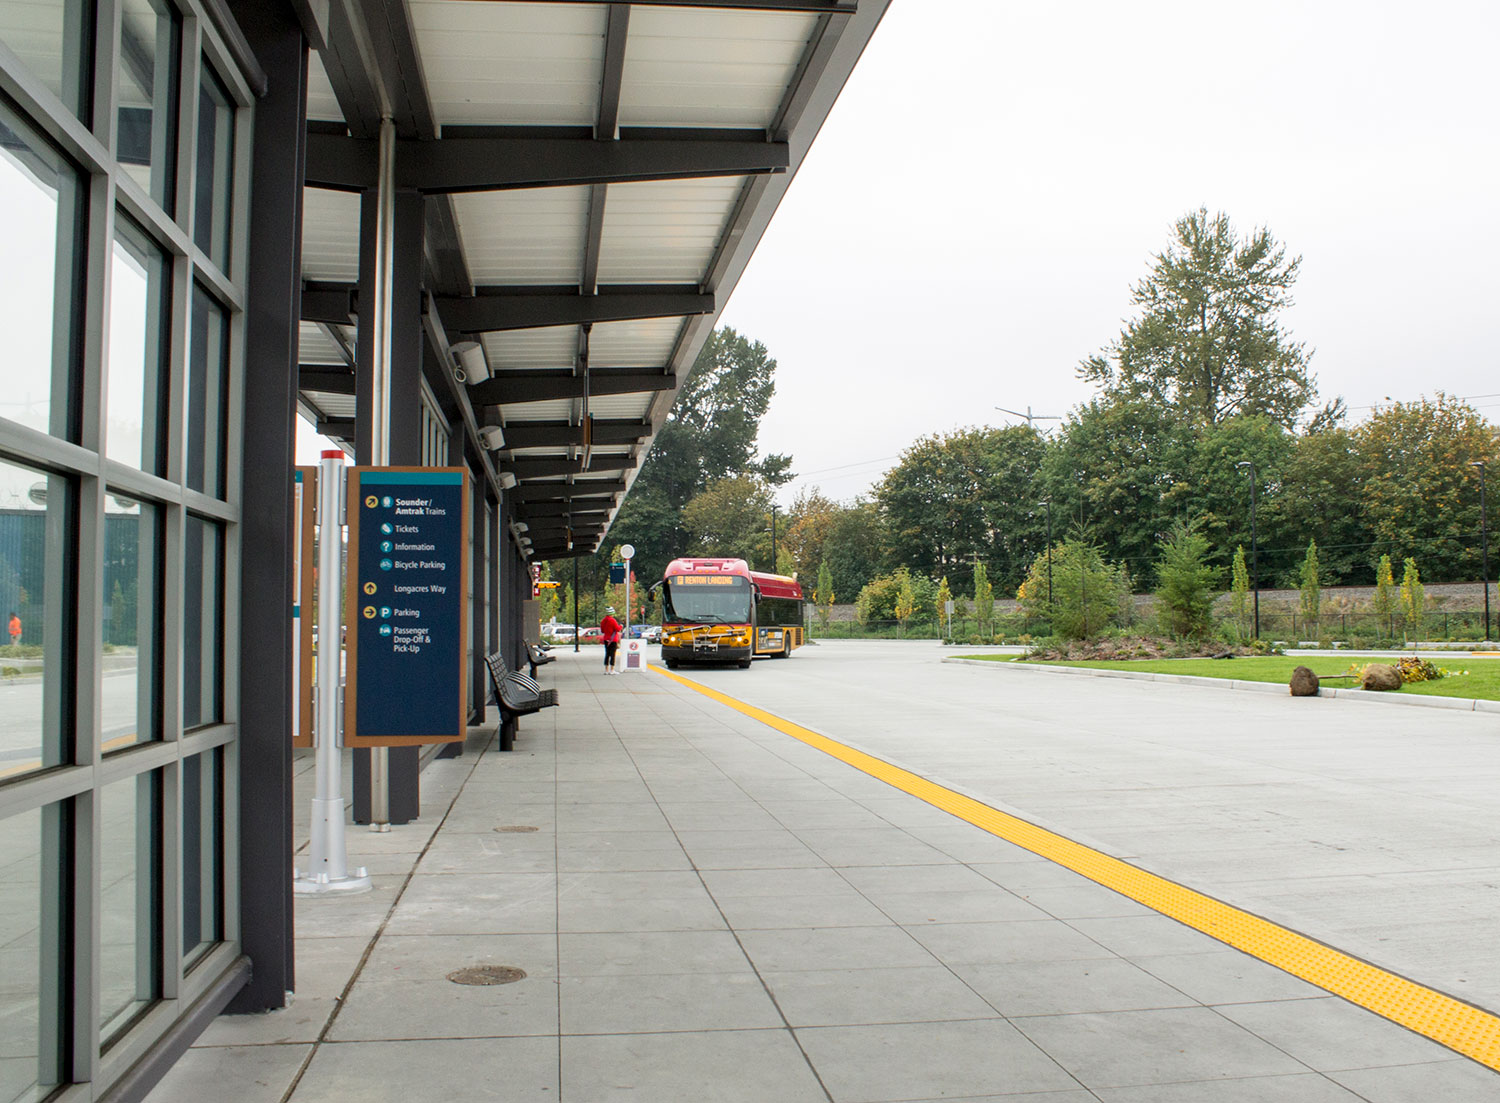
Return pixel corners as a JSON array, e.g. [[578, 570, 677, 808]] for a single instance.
[[486, 650, 559, 751], [526, 641, 555, 679]]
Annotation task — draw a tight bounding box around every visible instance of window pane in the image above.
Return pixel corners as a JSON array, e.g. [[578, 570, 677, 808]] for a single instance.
[[0, 100, 82, 440], [0, 803, 67, 1103], [99, 771, 160, 1043], [181, 747, 221, 961], [102, 494, 159, 752], [0, 457, 70, 778], [0, 0, 90, 116], [192, 66, 233, 267], [115, 0, 179, 210], [107, 217, 169, 474], [185, 286, 228, 497], [181, 517, 221, 729]]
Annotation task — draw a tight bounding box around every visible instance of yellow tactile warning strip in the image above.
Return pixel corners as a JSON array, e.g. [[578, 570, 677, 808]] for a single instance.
[[650, 662, 1500, 1070]]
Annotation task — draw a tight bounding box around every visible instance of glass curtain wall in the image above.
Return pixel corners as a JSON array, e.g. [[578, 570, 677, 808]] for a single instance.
[[0, 0, 251, 1098]]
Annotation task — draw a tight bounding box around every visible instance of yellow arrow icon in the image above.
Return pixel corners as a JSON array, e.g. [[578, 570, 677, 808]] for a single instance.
[[365, 495, 379, 508], [362, 606, 376, 619], [363, 581, 377, 595]]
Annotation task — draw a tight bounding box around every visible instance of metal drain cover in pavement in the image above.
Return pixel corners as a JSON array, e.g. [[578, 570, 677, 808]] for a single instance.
[[494, 825, 539, 833], [447, 965, 527, 986]]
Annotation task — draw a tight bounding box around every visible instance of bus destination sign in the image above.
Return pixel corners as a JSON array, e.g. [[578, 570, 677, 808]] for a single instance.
[[344, 467, 470, 746]]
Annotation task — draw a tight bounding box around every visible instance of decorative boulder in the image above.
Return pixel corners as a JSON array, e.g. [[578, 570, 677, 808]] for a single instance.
[[1361, 663, 1403, 692], [1289, 666, 1319, 696]]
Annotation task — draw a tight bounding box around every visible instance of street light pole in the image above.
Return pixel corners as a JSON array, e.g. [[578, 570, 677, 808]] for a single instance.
[[1473, 461, 1491, 641], [1236, 461, 1260, 640]]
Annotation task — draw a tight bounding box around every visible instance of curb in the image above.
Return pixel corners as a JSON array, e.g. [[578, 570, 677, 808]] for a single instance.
[[942, 657, 1500, 715]]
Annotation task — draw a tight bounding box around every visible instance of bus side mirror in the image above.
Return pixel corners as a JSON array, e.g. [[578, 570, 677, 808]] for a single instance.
[[752, 585, 762, 603]]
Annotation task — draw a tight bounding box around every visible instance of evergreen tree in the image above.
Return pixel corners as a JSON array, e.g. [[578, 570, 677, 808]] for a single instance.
[[1299, 540, 1321, 636], [936, 576, 952, 637], [814, 559, 835, 630], [1017, 541, 1129, 641], [1230, 545, 1250, 641], [1401, 558, 1425, 638], [1372, 555, 1396, 639], [1154, 520, 1221, 639], [972, 562, 994, 636]]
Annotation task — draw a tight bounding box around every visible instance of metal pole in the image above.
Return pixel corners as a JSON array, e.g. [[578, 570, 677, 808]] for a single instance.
[[573, 555, 580, 653], [1474, 462, 1490, 641], [1250, 476, 1260, 640], [294, 454, 371, 895], [770, 505, 778, 571], [368, 114, 397, 831]]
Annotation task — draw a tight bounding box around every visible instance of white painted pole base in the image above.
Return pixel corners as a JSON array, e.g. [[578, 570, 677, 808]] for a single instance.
[[294, 796, 371, 895]]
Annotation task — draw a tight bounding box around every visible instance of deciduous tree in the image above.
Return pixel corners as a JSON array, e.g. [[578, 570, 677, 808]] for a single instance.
[[680, 476, 773, 563], [1079, 208, 1315, 430], [1357, 394, 1499, 582]]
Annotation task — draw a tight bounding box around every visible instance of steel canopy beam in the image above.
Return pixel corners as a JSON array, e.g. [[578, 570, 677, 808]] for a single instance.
[[299, 368, 357, 395], [500, 455, 638, 480], [502, 420, 649, 449], [439, 288, 712, 334], [517, 501, 613, 518], [299, 282, 710, 334], [302, 285, 356, 326], [305, 132, 788, 193], [514, 481, 626, 502], [468, 370, 673, 406]]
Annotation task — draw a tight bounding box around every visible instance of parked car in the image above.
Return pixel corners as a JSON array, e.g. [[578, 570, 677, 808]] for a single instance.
[[629, 624, 662, 642], [543, 622, 577, 642], [578, 627, 603, 642]]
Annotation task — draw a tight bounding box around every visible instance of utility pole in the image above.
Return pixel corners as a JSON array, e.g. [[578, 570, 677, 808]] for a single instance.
[[995, 405, 1061, 433]]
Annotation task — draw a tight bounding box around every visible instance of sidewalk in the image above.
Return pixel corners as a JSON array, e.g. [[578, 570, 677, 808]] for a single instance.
[[145, 645, 1500, 1102]]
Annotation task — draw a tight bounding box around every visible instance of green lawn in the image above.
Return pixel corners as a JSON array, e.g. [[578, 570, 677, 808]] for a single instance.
[[966, 654, 1500, 701]]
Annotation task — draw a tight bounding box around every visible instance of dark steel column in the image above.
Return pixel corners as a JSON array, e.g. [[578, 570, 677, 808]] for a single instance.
[[352, 186, 425, 824], [468, 468, 486, 720], [226, 0, 306, 1013]]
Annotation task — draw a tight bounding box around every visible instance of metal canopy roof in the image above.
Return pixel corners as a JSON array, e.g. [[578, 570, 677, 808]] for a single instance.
[[293, 0, 888, 560]]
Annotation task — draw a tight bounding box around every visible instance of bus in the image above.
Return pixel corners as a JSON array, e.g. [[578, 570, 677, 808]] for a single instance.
[[653, 557, 805, 669]]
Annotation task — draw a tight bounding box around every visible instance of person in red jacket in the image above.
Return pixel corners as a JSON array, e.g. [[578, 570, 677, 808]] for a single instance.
[[600, 607, 623, 675]]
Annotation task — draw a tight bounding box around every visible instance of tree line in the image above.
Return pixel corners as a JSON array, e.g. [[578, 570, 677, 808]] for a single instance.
[[559, 210, 1498, 627]]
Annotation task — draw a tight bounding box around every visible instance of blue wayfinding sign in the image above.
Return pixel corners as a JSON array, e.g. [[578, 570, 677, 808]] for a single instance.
[[344, 467, 470, 745]]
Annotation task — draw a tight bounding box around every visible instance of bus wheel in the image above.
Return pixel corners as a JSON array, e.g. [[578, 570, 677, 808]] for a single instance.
[[665, 659, 679, 670], [738, 658, 752, 669]]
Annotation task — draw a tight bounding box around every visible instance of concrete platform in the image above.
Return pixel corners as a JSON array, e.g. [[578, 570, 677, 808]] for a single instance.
[[146, 641, 1500, 1102]]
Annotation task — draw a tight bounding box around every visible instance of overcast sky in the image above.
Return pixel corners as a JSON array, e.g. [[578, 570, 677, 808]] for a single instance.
[[720, 0, 1500, 505]]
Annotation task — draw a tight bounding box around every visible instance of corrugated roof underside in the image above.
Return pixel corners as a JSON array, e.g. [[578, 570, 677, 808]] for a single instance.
[[483, 328, 577, 371], [455, 189, 590, 285], [302, 189, 361, 282], [621, 8, 817, 128], [412, 0, 605, 128], [597, 177, 744, 284], [591, 317, 682, 366]]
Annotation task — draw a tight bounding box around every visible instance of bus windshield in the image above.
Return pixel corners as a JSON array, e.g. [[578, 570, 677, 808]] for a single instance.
[[663, 575, 751, 624]]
